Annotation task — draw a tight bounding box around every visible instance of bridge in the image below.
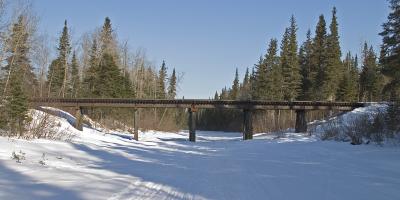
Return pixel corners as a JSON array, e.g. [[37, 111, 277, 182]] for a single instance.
[[31, 98, 366, 142]]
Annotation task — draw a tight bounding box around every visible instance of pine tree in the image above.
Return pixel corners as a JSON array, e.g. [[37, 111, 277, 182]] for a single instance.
[[230, 68, 239, 99], [380, 0, 400, 99], [310, 15, 328, 100], [299, 29, 313, 100], [47, 20, 71, 97], [168, 68, 177, 99], [70, 51, 80, 98], [281, 16, 301, 101], [157, 61, 167, 99], [324, 7, 342, 100]]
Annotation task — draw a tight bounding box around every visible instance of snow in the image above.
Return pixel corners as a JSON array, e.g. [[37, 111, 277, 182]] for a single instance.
[[1, 106, 400, 200]]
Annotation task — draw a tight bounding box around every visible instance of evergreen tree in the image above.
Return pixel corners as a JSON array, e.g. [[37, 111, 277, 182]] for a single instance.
[[380, 0, 400, 99], [100, 17, 118, 59], [2, 16, 34, 135], [324, 7, 342, 100], [281, 16, 301, 101], [252, 56, 265, 100], [230, 68, 239, 99], [47, 20, 71, 97], [214, 91, 219, 100], [94, 53, 125, 98], [299, 29, 313, 100], [310, 15, 328, 100], [337, 52, 359, 101], [82, 39, 99, 96], [240, 67, 251, 100], [157, 61, 167, 99], [168, 68, 177, 99], [266, 39, 283, 101], [359, 43, 383, 101], [70, 51, 80, 98]]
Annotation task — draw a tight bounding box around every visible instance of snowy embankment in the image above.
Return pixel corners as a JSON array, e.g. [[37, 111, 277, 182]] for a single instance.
[[0, 106, 400, 200]]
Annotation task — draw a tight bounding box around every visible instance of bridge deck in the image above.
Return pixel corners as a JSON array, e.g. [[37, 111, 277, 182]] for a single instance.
[[31, 98, 365, 111]]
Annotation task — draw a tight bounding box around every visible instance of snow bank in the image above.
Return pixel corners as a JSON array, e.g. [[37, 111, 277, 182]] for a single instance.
[[0, 106, 399, 200]]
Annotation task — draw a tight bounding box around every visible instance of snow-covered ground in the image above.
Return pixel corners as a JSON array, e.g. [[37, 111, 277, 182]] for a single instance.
[[0, 107, 400, 200]]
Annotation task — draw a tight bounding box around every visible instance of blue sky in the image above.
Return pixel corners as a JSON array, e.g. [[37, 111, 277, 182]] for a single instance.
[[33, 0, 389, 98]]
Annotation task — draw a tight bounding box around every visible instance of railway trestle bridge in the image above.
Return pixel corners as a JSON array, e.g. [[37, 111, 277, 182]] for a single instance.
[[31, 98, 366, 142]]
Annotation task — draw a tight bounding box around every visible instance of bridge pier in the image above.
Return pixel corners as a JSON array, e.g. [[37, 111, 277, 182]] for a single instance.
[[188, 108, 196, 142], [133, 109, 139, 141], [74, 107, 83, 131], [243, 109, 253, 140], [295, 109, 307, 133]]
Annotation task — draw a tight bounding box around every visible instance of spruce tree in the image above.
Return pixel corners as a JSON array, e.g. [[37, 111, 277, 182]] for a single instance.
[[252, 56, 267, 100], [310, 15, 328, 100], [168, 68, 177, 99], [47, 20, 71, 97], [2, 16, 34, 135], [299, 30, 313, 100], [380, 0, 400, 99], [266, 39, 284, 101], [281, 16, 301, 101], [70, 51, 80, 98], [240, 67, 251, 100], [82, 39, 99, 97], [94, 53, 125, 98], [337, 52, 359, 101], [360, 43, 383, 101], [230, 68, 240, 99], [100, 17, 118, 59], [157, 61, 167, 99]]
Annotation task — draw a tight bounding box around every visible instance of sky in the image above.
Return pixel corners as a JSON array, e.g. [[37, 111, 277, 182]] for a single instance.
[[32, 0, 390, 99]]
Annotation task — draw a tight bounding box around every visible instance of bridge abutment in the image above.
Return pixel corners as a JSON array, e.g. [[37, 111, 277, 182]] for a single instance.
[[295, 109, 307, 133], [74, 107, 83, 131]]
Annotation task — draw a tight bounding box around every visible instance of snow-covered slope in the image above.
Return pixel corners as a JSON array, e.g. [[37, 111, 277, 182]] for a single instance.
[[0, 107, 399, 200]]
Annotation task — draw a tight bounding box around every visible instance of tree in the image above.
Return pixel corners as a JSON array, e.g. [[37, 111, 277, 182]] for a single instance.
[[47, 20, 71, 97], [310, 15, 328, 100], [2, 15, 34, 135], [380, 0, 400, 99], [94, 53, 125, 98], [70, 51, 80, 98], [299, 29, 313, 100], [99, 17, 118, 60], [240, 67, 251, 100], [281, 16, 301, 101], [168, 68, 177, 99], [324, 7, 342, 100], [157, 60, 167, 99], [252, 56, 267, 100], [359, 43, 383, 101], [230, 68, 239, 99], [266, 39, 283, 101], [337, 52, 359, 101], [82, 39, 99, 96]]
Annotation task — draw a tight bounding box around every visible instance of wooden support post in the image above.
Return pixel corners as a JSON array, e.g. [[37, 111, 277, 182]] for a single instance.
[[75, 107, 83, 131], [133, 109, 139, 141], [188, 108, 196, 142], [243, 109, 253, 140], [295, 109, 307, 133]]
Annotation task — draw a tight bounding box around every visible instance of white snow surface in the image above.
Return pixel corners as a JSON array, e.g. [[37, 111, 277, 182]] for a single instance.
[[1, 106, 400, 200]]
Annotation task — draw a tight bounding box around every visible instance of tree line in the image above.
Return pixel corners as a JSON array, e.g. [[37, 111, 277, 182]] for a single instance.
[[198, 3, 400, 133], [0, 1, 182, 136]]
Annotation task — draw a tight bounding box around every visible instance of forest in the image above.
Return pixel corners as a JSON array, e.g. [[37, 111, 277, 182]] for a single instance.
[[0, 1, 399, 136]]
